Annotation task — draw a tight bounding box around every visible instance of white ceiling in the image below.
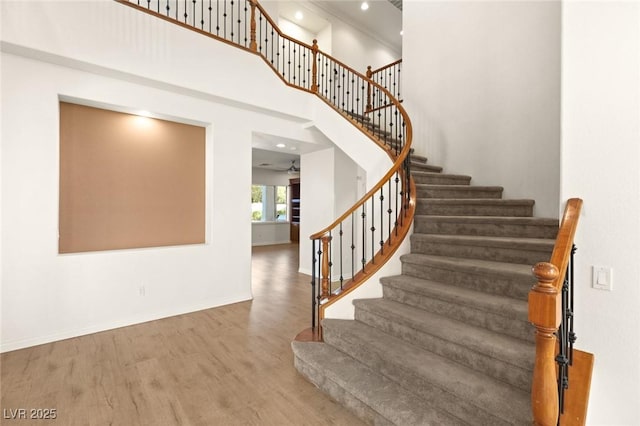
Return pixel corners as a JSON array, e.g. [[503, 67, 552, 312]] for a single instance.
[[278, 0, 402, 52], [252, 148, 302, 171]]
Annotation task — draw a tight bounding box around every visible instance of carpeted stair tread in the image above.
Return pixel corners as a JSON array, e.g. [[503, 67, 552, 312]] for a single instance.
[[322, 319, 531, 425], [353, 298, 534, 390], [412, 233, 555, 250], [412, 162, 444, 173], [400, 253, 535, 278], [291, 341, 464, 425], [413, 171, 472, 186], [380, 274, 527, 322], [418, 198, 535, 217], [416, 184, 504, 199], [400, 253, 536, 299], [414, 215, 559, 238], [380, 274, 533, 342], [410, 233, 555, 264]]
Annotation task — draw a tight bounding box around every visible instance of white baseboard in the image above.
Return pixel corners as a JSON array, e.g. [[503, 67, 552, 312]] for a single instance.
[[251, 240, 291, 247]]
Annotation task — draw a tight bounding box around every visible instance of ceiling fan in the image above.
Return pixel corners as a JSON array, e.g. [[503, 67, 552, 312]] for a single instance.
[[281, 160, 301, 174]]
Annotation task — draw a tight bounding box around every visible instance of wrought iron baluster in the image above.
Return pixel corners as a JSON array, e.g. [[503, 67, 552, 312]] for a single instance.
[[215, 0, 219, 34], [311, 240, 317, 329], [223, 0, 227, 38], [200, 0, 204, 29], [387, 176, 393, 245], [555, 244, 578, 418], [361, 204, 366, 272], [379, 187, 384, 254], [394, 171, 400, 235], [569, 245, 577, 364], [339, 223, 344, 289], [370, 196, 375, 264], [351, 211, 355, 281], [328, 230, 333, 293]]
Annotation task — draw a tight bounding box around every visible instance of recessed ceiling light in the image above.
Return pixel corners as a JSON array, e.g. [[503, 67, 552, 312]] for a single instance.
[[295, 11, 303, 20], [400, 30, 404, 36], [276, 143, 286, 148], [361, 2, 369, 11]]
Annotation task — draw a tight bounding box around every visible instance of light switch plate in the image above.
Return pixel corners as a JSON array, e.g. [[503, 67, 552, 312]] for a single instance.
[[592, 266, 612, 291]]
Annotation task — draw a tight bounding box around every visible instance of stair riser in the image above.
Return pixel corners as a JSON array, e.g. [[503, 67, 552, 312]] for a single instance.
[[412, 164, 443, 173], [292, 355, 392, 426], [417, 203, 534, 217], [322, 325, 514, 426], [354, 308, 533, 392], [416, 187, 503, 199], [413, 174, 471, 185], [382, 283, 534, 343], [401, 261, 534, 300], [410, 237, 553, 265], [414, 217, 558, 239], [411, 155, 428, 164]]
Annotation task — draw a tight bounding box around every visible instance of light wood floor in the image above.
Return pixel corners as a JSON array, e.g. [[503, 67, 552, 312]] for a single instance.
[[0, 244, 365, 426]]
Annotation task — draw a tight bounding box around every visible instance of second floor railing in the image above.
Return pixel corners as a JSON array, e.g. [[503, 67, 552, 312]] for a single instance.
[[367, 59, 402, 112]]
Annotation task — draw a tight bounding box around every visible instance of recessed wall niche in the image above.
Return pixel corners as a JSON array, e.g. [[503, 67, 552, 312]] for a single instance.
[[59, 102, 206, 253]]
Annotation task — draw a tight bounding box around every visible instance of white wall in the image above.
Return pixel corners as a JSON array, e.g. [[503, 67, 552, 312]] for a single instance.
[[561, 2, 640, 423], [0, 0, 402, 351], [316, 25, 332, 56], [251, 222, 291, 246], [403, 1, 561, 218], [334, 149, 359, 215], [1, 53, 253, 351], [299, 148, 335, 275], [0, 0, 314, 119], [279, 17, 316, 47], [330, 19, 400, 74]]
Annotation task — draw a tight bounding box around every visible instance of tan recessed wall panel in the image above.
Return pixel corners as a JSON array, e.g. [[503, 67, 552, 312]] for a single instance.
[[59, 102, 206, 253]]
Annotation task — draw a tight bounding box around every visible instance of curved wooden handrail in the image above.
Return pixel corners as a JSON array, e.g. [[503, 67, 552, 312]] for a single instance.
[[529, 198, 583, 425], [548, 198, 583, 291]]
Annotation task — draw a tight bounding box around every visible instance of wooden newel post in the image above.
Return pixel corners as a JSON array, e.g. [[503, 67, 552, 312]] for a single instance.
[[320, 235, 332, 299], [366, 65, 373, 112], [249, 0, 257, 52], [311, 39, 319, 93], [529, 262, 561, 426]]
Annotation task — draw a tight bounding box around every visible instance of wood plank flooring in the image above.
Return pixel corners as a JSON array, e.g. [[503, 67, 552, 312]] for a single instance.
[[0, 244, 365, 426]]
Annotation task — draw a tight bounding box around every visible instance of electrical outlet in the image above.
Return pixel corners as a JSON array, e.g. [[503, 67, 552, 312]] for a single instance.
[[139, 285, 146, 296], [592, 266, 612, 291]]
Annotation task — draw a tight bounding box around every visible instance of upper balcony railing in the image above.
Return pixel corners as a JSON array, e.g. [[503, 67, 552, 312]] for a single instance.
[[367, 59, 402, 112]]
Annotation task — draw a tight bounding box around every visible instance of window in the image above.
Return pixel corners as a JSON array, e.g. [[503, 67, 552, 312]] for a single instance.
[[252, 185, 288, 222]]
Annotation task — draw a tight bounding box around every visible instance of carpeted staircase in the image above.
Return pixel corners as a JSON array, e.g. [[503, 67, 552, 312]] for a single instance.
[[292, 155, 559, 425]]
